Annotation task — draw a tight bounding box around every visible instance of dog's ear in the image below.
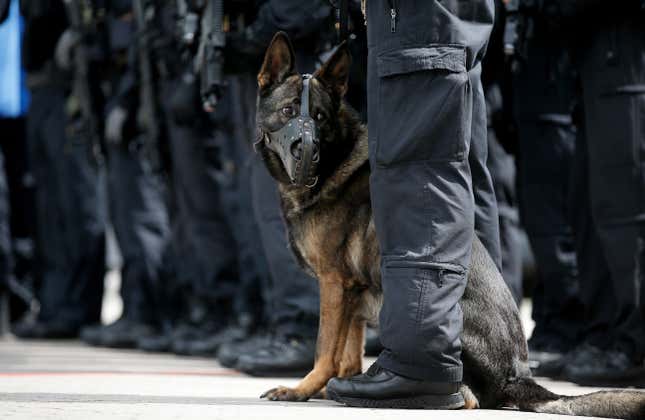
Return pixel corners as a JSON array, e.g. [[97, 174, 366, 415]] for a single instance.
[[258, 32, 296, 92], [314, 41, 352, 97]]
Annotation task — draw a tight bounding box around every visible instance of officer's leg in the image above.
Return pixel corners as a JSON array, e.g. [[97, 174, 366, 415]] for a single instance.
[[15, 86, 104, 337], [514, 40, 583, 357], [570, 121, 615, 349], [366, 0, 491, 390], [215, 147, 271, 368], [556, 106, 620, 381], [57, 105, 106, 328], [568, 18, 645, 380], [29, 88, 69, 325], [86, 140, 169, 348], [12, 88, 53, 337], [162, 75, 240, 355], [229, 158, 266, 326], [214, 74, 272, 367]]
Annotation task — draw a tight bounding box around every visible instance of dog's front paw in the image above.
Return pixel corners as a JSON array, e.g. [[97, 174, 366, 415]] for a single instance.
[[260, 386, 309, 402]]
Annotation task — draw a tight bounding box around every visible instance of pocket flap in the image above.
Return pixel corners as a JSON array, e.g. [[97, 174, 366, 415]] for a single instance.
[[377, 45, 467, 78]]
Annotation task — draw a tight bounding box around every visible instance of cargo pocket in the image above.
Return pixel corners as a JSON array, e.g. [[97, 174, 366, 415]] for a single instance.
[[379, 264, 466, 364], [374, 45, 471, 167]]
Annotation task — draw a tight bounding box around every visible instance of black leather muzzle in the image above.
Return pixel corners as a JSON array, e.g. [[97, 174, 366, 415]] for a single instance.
[[264, 75, 320, 188]]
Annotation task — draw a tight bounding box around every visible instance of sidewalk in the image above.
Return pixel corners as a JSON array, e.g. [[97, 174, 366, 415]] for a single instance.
[[0, 338, 619, 420]]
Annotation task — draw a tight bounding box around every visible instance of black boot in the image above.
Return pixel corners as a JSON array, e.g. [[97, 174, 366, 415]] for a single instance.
[[235, 335, 315, 377], [326, 362, 464, 409], [179, 324, 251, 356], [13, 318, 80, 339], [528, 333, 570, 373], [562, 346, 645, 386], [217, 332, 270, 368], [95, 318, 159, 349], [137, 323, 195, 353], [80, 323, 105, 345], [534, 342, 604, 379]]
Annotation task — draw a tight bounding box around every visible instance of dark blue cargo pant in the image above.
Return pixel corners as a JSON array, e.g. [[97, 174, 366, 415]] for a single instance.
[[166, 123, 239, 305], [572, 17, 645, 359], [202, 73, 266, 322], [367, 0, 498, 382], [513, 36, 584, 347], [106, 141, 170, 325], [162, 76, 239, 311], [26, 86, 106, 326]]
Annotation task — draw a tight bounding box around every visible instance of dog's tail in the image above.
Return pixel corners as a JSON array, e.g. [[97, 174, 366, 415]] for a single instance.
[[503, 377, 645, 419]]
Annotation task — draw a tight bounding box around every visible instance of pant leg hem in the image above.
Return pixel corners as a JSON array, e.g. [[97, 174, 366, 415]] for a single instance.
[[377, 351, 462, 382]]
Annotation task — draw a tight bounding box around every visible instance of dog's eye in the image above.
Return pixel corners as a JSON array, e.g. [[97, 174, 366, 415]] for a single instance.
[[316, 113, 325, 122], [282, 106, 296, 117]]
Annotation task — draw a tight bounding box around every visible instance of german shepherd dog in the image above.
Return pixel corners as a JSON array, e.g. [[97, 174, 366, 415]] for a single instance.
[[254, 32, 645, 418]]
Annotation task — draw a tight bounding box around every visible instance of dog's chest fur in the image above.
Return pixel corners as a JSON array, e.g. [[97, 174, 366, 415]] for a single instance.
[[279, 138, 383, 324]]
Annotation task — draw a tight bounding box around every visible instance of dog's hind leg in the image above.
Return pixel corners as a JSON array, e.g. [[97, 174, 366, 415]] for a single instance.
[[261, 274, 357, 402]]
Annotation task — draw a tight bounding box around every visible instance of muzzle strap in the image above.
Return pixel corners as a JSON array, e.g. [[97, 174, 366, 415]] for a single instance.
[[301, 74, 311, 117]]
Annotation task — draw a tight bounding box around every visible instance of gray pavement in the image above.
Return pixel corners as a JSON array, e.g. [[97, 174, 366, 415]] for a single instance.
[[0, 336, 633, 420]]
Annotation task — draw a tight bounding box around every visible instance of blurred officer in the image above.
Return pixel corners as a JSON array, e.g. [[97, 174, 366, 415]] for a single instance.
[[79, 0, 171, 348], [212, 0, 334, 376], [327, 0, 499, 409], [506, 0, 584, 370], [555, 1, 645, 384], [129, 0, 242, 354], [13, 0, 106, 339]]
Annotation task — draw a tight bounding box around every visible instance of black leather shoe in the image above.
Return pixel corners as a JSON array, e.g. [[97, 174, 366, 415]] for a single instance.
[[137, 333, 172, 352], [327, 362, 464, 409], [171, 321, 225, 355], [97, 319, 159, 349], [562, 348, 645, 386], [178, 325, 250, 357], [235, 335, 315, 377], [217, 333, 270, 368], [528, 336, 569, 374], [137, 323, 197, 353], [534, 342, 603, 378], [80, 324, 104, 345], [12, 319, 79, 339]]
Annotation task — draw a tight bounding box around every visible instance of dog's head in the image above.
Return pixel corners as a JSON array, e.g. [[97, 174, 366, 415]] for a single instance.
[[255, 32, 353, 189]]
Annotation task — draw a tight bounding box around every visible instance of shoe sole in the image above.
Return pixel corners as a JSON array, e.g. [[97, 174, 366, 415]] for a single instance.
[[327, 389, 464, 409]]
